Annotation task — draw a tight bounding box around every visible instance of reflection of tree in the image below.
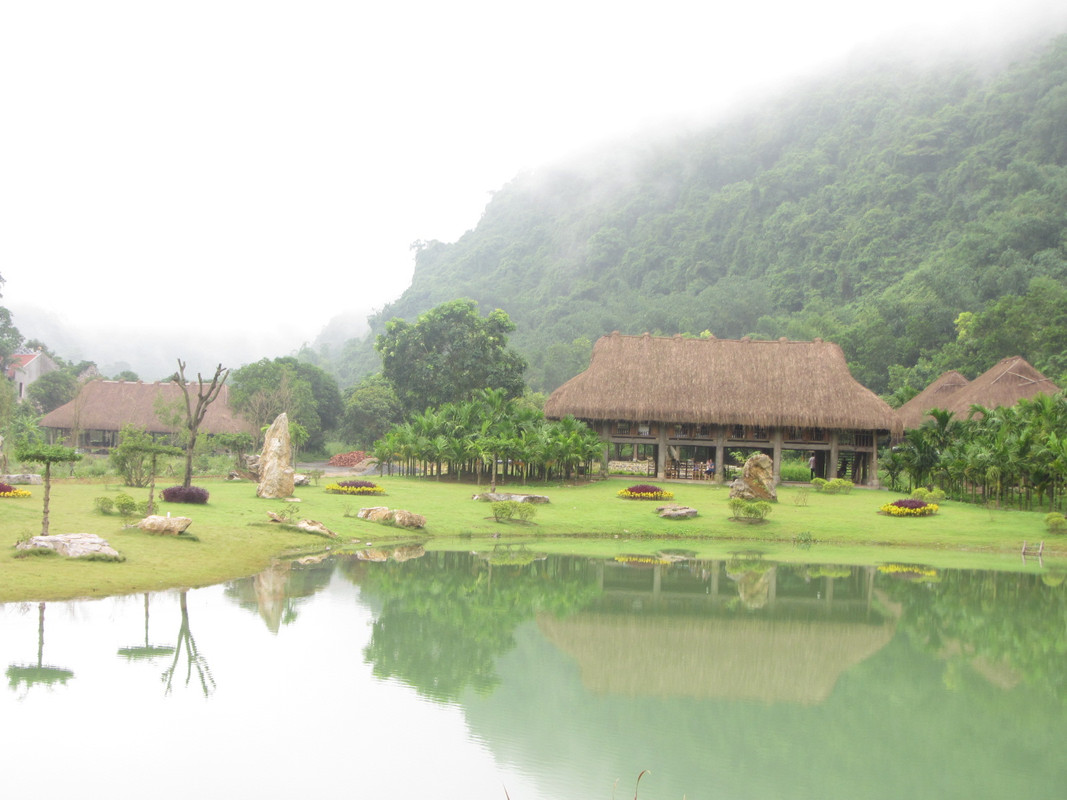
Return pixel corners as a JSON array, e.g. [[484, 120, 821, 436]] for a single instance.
[[161, 590, 215, 696], [348, 552, 600, 701], [117, 593, 175, 661], [6, 602, 74, 694], [880, 569, 1067, 701], [224, 558, 335, 633]]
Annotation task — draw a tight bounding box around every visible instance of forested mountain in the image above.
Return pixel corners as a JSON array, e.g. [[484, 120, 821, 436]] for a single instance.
[[326, 32, 1067, 399]]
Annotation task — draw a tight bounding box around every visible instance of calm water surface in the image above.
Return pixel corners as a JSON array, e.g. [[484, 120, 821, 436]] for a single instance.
[[2, 549, 1065, 799]]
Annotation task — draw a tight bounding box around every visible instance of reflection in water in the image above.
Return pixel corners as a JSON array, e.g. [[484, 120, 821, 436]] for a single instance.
[[5, 602, 74, 694], [2, 553, 1066, 799], [117, 593, 175, 662], [161, 590, 214, 697]]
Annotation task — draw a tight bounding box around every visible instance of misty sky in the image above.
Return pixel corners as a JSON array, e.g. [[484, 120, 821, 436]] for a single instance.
[[3, 0, 1066, 377]]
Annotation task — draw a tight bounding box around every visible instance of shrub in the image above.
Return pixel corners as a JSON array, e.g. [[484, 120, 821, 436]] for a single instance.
[[161, 485, 211, 504], [811, 477, 828, 492], [1045, 513, 1067, 534], [114, 493, 138, 517], [0, 482, 32, 498], [491, 500, 517, 521], [728, 497, 772, 521], [617, 484, 674, 501], [827, 478, 854, 494], [880, 498, 939, 517], [94, 496, 115, 514], [325, 480, 385, 496]]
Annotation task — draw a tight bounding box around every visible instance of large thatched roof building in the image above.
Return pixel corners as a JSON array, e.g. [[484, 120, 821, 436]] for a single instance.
[[897, 357, 1060, 430], [544, 333, 901, 485], [39, 380, 254, 450]]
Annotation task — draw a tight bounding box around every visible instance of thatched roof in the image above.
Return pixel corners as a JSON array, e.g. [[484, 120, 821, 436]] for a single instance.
[[941, 356, 1060, 420], [537, 612, 895, 705], [544, 332, 901, 434], [39, 380, 254, 435], [896, 370, 971, 430]]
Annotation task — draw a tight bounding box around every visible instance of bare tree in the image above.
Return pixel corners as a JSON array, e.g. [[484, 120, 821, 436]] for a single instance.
[[172, 360, 229, 488]]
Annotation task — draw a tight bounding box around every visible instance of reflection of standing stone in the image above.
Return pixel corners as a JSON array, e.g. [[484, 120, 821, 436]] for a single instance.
[[257, 413, 295, 499], [728, 452, 778, 501]]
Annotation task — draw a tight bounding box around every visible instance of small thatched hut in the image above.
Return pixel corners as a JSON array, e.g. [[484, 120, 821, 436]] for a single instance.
[[897, 357, 1061, 430], [544, 332, 901, 484], [941, 356, 1060, 419], [896, 370, 971, 431], [39, 380, 254, 450]]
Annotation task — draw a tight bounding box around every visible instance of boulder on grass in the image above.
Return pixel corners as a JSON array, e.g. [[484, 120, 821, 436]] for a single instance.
[[473, 492, 551, 504], [16, 533, 120, 558], [728, 452, 778, 502], [137, 515, 193, 535], [357, 506, 426, 528], [656, 503, 699, 519]]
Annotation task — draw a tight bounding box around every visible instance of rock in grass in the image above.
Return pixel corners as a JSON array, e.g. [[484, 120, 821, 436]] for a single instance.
[[137, 515, 193, 535], [16, 533, 121, 558]]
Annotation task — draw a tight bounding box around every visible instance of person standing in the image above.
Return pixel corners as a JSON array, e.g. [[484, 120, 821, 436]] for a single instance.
[[808, 454, 816, 480]]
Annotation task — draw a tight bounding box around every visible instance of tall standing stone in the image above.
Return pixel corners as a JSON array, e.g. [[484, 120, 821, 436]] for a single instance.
[[257, 413, 295, 499]]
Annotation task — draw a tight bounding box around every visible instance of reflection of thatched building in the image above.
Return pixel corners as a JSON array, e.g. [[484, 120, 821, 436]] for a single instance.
[[544, 333, 901, 484], [897, 357, 1060, 431], [538, 559, 896, 705]]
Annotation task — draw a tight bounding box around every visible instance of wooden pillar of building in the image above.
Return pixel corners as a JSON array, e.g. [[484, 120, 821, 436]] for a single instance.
[[829, 431, 840, 480], [656, 424, 668, 479], [772, 428, 783, 483], [714, 426, 726, 485], [869, 433, 880, 488]]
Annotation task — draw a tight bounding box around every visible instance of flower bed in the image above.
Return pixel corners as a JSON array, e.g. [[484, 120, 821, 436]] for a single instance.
[[325, 480, 385, 496], [0, 482, 31, 498], [880, 498, 939, 517], [617, 484, 674, 501]]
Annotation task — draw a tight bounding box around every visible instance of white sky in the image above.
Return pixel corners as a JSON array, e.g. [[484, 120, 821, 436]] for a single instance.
[[2, 0, 1066, 376]]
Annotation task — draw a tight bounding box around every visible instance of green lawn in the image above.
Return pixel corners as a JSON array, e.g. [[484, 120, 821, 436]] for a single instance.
[[1, 475, 1062, 602]]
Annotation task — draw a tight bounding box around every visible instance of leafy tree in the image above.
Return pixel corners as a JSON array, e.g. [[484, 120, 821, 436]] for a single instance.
[[25, 370, 79, 414], [375, 299, 527, 417], [230, 357, 341, 452], [15, 443, 81, 536], [342, 373, 402, 448]]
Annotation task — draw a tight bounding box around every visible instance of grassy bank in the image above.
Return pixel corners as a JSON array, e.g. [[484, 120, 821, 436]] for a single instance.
[[1, 475, 1063, 602]]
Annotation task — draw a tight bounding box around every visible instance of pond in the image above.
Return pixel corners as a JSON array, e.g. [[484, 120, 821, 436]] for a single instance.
[[2, 548, 1065, 799]]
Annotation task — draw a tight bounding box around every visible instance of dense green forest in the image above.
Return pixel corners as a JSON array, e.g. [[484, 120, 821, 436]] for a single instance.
[[318, 32, 1067, 400]]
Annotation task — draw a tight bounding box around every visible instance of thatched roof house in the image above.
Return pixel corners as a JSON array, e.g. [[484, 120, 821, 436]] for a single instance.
[[544, 332, 900, 484], [941, 356, 1060, 419], [39, 380, 253, 449], [897, 357, 1061, 430], [896, 370, 970, 431]]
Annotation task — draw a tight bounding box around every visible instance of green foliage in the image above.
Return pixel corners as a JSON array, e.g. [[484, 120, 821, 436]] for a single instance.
[[812, 477, 854, 494], [728, 497, 772, 520], [230, 357, 341, 452], [93, 496, 115, 514], [109, 425, 156, 488], [25, 370, 78, 414], [1045, 512, 1067, 534], [15, 442, 81, 467], [114, 493, 138, 518], [375, 299, 527, 417], [490, 500, 538, 523], [341, 373, 402, 447]]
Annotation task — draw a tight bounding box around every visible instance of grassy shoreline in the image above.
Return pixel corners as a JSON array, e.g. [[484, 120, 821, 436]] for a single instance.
[[2, 475, 1063, 602]]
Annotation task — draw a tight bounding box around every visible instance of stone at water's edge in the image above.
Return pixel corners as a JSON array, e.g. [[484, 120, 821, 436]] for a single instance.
[[137, 515, 193, 535], [257, 412, 296, 499], [16, 533, 121, 558], [728, 452, 778, 501]]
